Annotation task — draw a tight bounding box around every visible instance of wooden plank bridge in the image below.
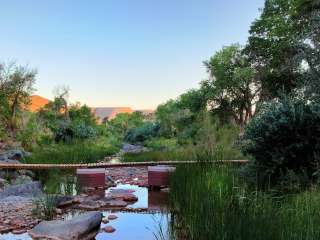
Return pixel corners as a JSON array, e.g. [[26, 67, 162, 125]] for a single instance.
[[0, 160, 248, 169]]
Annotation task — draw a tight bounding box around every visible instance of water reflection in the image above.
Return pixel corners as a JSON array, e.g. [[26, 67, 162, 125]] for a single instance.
[[1, 170, 175, 240]]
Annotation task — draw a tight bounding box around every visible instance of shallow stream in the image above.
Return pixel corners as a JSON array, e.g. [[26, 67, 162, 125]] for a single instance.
[[0, 170, 173, 240]]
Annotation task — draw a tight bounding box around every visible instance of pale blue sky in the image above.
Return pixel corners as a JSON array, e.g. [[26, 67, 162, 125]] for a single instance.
[[0, 0, 264, 109]]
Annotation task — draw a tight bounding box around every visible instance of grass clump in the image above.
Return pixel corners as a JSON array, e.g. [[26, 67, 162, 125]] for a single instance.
[[32, 194, 60, 220], [170, 165, 320, 240], [23, 137, 119, 164]]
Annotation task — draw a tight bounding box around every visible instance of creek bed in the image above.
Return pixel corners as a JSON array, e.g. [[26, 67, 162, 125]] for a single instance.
[[0, 170, 172, 240]]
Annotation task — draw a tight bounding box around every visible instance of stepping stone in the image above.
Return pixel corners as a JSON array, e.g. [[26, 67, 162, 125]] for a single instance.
[[103, 226, 116, 233], [107, 214, 118, 220]]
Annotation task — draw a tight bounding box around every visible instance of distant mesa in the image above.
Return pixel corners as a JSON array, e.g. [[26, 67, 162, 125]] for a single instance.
[[26, 95, 154, 122], [92, 107, 154, 123], [92, 107, 134, 123], [27, 95, 50, 112]]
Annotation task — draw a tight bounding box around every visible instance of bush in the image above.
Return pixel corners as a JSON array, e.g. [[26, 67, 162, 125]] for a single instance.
[[193, 114, 243, 161], [16, 113, 53, 150], [71, 120, 97, 139], [241, 98, 320, 189], [124, 122, 160, 143]]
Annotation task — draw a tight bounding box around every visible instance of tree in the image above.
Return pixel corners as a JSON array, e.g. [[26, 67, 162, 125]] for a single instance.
[[155, 100, 178, 137], [245, 0, 303, 100], [176, 89, 207, 113], [246, 0, 320, 101], [0, 62, 37, 131], [202, 44, 259, 126], [69, 103, 97, 126], [294, 0, 320, 99], [108, 111, 144, 137]]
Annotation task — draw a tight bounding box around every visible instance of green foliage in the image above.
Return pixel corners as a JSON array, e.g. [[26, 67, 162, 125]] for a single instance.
[[39, 100, 98, 143], [108, 111, 144, 138], [155, 90, 205, 140], [32, 194, 60, 220], [24, 137, 118, 164], [69, 104, 96, 126], [193, 114, 243, 161], [123, 113, 243, 162], [241, 97, 320, 189], [144, 137, 178, 151], [202, 44, 257, 125], [122, 149, 190, 163], [170, 165, 320, 240], [124, 122, 160, 143], [16, 113, 53, 150], [71, 120, 97, 139], [0, 62, 37, 131], [246, 0, 320, 100]]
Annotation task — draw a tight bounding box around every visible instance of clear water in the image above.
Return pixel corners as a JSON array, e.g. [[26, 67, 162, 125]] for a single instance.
[[0, 172, 172, 240], [0, 212, 170, 240]]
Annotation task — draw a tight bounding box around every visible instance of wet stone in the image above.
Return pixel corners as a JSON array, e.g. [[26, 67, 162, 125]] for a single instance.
[[103, 226, 116, 233], [107, 214, 118, 220]]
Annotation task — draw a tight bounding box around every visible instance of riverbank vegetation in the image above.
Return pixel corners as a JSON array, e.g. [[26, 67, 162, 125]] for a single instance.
[[1, 0, 320, 239], [167, 0, 320, 239]]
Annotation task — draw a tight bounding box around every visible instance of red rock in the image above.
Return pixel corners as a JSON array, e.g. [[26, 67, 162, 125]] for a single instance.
[[108, 200, 128, 207], [107, 215, 118, 220], [12, 229, 27, 234], [123, 194, 138, 202], [103, 226, 116, 233]]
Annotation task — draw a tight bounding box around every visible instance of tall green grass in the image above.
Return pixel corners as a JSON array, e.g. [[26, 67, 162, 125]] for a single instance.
[[122, 145, 243, 163], [23, 138, 119, 164], [170, 165, 320, 240], [123, 121, 243, 163], [122, 149, 191, 162]]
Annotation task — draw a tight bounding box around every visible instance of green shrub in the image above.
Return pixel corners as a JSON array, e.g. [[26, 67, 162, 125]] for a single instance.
[[241, 98, 320, 189], [16, 113, 53, 150], [124, 122, 160, 143], [193, 114, 243, 161], [71, 120, 97, 139]]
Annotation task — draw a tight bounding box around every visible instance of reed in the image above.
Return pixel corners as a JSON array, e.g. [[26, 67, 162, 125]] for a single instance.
[[170, 165, 320, 240]]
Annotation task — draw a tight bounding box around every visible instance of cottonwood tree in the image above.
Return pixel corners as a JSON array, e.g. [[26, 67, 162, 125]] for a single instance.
[[294, 0, 320, 99], [246, 0, 320, 100], [245, 0, 303, 100], [201, 44, 260, 126]]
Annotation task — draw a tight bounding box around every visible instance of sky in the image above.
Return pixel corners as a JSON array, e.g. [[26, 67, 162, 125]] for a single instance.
[[0, 0, 265, 109]]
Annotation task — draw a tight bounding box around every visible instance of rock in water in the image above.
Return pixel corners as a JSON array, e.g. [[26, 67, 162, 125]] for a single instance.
[[29, 211, 102, 240]]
